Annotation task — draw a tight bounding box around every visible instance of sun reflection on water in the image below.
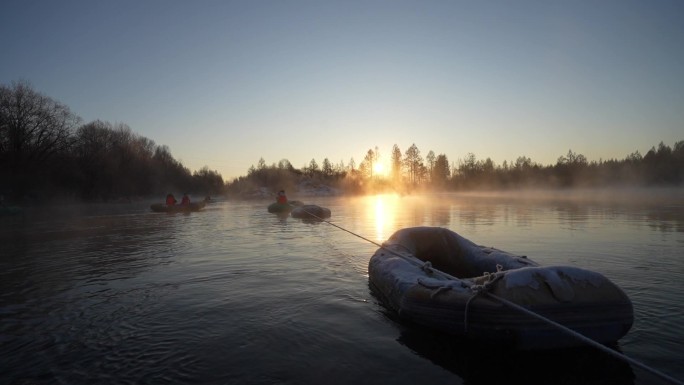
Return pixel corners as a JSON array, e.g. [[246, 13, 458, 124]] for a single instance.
[[371, 194, 398, 241]]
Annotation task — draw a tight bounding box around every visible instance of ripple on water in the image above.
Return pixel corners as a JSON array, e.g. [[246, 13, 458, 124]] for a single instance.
[[1, 196, 683, 385]]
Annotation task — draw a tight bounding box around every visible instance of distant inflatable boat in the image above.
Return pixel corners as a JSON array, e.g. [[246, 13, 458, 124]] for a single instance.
[[267, 202, 293, 214], [150, 201, 206, 213], [267, 200, 303, 214], [291, 204, 331, 220], [368, 227, 633, 350]]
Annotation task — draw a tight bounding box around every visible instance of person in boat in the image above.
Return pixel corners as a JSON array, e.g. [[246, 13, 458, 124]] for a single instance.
[[166, 193, 177, 206], [276, 190, 287, 204], [181, 193, 191, 205]]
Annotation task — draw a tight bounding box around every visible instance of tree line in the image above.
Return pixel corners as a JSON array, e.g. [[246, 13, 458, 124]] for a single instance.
[[3, 80, 682, 202], [0, 81, 224, 202], [228, 140, 684, 196]]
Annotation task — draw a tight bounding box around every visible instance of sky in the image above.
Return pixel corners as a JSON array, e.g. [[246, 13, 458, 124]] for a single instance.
[[2, 0, 683, 180]]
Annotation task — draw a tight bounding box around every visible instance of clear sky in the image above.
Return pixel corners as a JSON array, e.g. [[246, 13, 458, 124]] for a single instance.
[[2, 0, 683, 180]]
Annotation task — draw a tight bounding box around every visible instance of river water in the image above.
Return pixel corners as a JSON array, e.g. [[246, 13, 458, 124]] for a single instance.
[[1, 190, 682, 385]]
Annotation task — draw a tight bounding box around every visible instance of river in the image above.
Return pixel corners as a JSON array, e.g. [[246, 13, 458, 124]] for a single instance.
[[1, 190, 682, 385]]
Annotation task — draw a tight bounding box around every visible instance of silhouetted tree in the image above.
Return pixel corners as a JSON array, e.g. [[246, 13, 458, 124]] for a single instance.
[[458, 153, 478, 179], [555, 149, 589, 186], [278, 159, 293, 170], [73, 120, 116, 199], [403, 144, 423, 185], [426, 150, 436, 182], [153, 145, 193, 192], [322, 158, 333, 177], [360, 147, 379, 179], [429, 154, 449, 188], [335, 159, 346, 176], [391, 144, 402, 183], [0, 81, 80, 197], [642, 142, 681, 184], [192, 166, 225, 195], [308, 158, 319, 177]]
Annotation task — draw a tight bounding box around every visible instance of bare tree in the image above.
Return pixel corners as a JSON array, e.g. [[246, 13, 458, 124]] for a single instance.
[[193, 166, 225, 195], [0, 80, 80, 196], [0, 81, 80, 164]]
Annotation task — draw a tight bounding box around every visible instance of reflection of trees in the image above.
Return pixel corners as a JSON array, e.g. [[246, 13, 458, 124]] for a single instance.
[[0, 204, 182, 303], [501, 203, 534, 228], [645, 207, 684, 233], [429, 200, 450, 227], [553, 202, 591, 230], [456, 200, 498, 229]]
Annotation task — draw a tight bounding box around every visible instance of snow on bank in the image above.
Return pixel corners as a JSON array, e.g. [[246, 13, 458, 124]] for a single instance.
[[295, 180, 341, 197]]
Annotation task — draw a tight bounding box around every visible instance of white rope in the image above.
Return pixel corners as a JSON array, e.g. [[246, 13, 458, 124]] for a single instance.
[[297, 207, 460, 280], [463, 268, 504, 334], [298, 210, 684, 385], [463, 291, 480, 334]]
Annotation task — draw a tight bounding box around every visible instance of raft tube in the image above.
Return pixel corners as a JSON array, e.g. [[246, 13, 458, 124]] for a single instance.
[[291, 204, 331, 220], [368, 227, 633, 350]]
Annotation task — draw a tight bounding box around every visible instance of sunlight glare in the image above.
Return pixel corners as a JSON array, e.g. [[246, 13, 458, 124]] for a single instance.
[[373, 163, 385, 177], [373, 194, 397, 242]]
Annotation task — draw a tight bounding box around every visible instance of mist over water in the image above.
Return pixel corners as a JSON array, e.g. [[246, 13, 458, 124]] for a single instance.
[[1, 190, 682, 385]]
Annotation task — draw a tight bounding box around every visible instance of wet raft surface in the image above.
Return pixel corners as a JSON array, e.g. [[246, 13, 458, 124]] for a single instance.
[[368, 226, 633, 350]]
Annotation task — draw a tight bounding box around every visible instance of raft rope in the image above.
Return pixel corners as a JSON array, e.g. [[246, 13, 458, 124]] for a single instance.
[[296, 207, 461, 280], [484, 292, 684, 385], [464, 265, 504, 334], [295, 207, 684, 385]]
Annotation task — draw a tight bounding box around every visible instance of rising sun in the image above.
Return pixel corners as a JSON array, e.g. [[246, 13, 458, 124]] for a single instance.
[[373, 163, 385, 177]]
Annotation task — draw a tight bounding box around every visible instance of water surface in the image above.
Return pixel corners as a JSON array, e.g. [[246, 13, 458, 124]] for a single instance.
[[1, 191, 682, 385]]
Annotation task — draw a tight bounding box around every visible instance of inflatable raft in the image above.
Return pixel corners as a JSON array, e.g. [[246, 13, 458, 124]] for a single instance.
[[267, 200, 303, 214], [291, 204, 331, 220], [150, 201, 206, 213], [267, 202, 293, 213], [368, 227, 633, 350]]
